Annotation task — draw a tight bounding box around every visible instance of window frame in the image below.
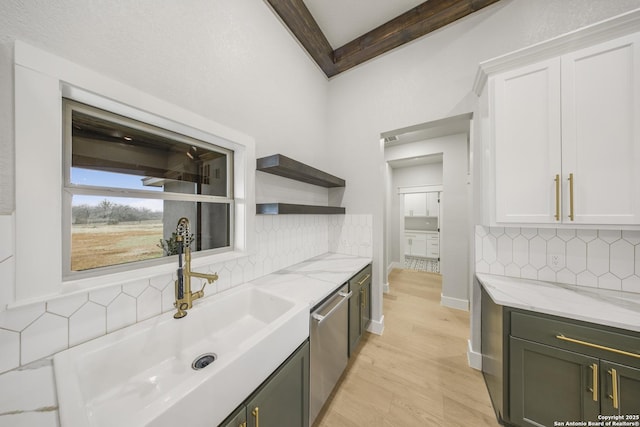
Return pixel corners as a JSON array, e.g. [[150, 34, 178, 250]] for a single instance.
[[12, 40, 255, 307], [62, 99, 236, 280]]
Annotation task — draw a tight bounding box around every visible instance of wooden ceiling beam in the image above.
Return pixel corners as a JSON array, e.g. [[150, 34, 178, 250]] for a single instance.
[[332, 0, 501, 75], [265, 0, 501, 78], [265, 0, 337, 76]]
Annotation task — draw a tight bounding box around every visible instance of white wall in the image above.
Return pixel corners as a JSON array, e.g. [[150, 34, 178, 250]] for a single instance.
[[393, 162, 443, 189], [388, 162, 443, 266], [0, 0, 331, 214], [324, 0, 640, 360], [386, 135, 469, 307]]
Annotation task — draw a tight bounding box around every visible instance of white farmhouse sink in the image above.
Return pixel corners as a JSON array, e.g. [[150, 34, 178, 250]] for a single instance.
[[54, 284, 309, 427]]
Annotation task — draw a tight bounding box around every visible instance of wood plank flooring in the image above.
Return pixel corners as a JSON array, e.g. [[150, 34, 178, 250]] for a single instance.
[[314, 269, 499, 427]]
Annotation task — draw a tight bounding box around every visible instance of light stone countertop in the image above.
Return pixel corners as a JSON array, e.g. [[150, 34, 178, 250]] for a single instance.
[[252, 252, 371, 308], [477, 273, 640, 333], [0, 252, 371, 427]]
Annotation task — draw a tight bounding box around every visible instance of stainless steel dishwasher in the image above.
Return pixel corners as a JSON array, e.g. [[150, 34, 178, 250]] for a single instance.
[[309, 284, 351, 425]]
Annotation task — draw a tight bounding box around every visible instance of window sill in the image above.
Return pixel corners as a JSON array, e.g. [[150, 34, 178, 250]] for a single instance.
[[7, 249, 253, 310]]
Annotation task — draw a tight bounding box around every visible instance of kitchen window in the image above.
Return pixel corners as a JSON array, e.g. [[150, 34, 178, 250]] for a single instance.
[[63, 100, 234, 278]]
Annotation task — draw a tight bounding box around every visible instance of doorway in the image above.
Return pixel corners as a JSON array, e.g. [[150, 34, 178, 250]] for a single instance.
[[400, 187, 442, 273], [382, 113, 472, 311]]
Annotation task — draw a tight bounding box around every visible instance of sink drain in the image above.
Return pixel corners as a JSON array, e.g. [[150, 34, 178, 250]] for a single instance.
[[192, 353, 217, 370]]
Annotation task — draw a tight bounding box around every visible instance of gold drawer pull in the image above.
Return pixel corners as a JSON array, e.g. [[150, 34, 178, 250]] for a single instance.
[[252, 407, 259, 427], [568, 173, 575, 221], [556, 334, 640, 359], [357, 274, 371, 286], [590, 363, 598, 402], [609, 368, 619, 409], [240, 422, 247, 427], [554, 174, 560, 221]]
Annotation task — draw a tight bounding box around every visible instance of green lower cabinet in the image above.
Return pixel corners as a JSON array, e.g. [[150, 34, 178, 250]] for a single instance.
[[361, 280, 371, 334], [220, 341, 309, 427], [221, 406, 246, 427], [509, 338, 640, 427], [348, 264, 372, 357], [600, 360, 640, 416], [510, 337, 600, 426], [348, 279, 362, 356]]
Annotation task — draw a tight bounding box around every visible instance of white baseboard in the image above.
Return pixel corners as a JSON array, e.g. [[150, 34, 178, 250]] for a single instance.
[[389, 261, 402, 273], [467, 339, 482, 370], [366, 314, 384, 335], [440, 294, 469, 311]]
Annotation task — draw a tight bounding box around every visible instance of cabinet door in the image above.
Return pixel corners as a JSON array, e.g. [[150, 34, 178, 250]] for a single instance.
[[246, 341, 310, 427], [411, 233, 428, 258], [426, 192, 439, 217], [348, 280, 362, 356], [510, 337, 600, 426], [600, 360, 640, 416], [405, 193, 427, 216], [493, 59, 562, 223], [561, 33, 640, 225], [220, 406, 247, 427], [360, 280, 371, 333], [404, 234, 414, 256]]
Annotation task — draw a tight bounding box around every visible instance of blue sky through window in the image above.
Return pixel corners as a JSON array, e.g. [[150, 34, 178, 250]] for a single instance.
[[71, 168, 163, 212]]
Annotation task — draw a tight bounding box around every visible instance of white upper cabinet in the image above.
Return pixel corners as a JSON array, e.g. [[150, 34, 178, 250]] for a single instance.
[[493, 59, 561, 223], [490, 32, 640, 225], [405, 193, 427, 216], [561, 34, 640, 224]]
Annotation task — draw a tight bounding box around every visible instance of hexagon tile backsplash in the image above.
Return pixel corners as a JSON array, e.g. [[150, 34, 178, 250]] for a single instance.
[[0, 214, 372, 375], [475, 226, 640, 294]]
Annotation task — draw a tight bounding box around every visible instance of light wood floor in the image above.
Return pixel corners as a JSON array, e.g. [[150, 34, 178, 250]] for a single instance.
[[314, 269, 499, 427]]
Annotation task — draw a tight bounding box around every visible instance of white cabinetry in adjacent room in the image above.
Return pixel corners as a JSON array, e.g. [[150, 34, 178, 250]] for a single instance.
[[404, 231, 439, 259], [405, 232, 427, 257], [404, 193, 427, 216], [491, 32, 640, 225], [426, 233, 440, 259]]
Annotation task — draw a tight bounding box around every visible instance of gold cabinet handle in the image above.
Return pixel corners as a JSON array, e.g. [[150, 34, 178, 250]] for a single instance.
[[357, 274, 371, 286], [609, 369, 619, 409], [360, 288, 365, 308], [590, 363, 598, 402], [556, 334, 640, 359], [568, 173, 575, 221], [554, 174, 560, 221], [252, 407, 259, 427], [240, 422, 247, 427]]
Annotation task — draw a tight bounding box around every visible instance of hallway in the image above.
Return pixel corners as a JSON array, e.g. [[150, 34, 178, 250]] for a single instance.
[[315, 269, 498, 426]]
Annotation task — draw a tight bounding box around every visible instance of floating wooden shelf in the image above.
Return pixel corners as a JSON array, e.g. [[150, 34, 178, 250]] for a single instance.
[[257, 203, 345, 215], [256, 154, 345, 188]]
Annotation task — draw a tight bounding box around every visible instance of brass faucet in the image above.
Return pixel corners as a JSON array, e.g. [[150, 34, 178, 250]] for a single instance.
[[173, 218, 218, 319]]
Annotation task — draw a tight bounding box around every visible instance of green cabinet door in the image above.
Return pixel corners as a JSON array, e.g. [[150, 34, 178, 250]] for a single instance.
[[219, 406, 246, 427], [348, 266, 372, 357], [510, 337, 600, 426], [360, 279, 371, 333], [246, 341, 310, 427], [348, 280, 362, 356], [600, 360, 640, 416]]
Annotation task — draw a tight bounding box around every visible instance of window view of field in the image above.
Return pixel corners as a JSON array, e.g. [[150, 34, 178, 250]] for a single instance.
[[71, 200, 165, 271]]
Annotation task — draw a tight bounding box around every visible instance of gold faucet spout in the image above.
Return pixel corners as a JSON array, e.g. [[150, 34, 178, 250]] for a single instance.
[[189, 271, 219, 284], [172, 218, 218, 319]]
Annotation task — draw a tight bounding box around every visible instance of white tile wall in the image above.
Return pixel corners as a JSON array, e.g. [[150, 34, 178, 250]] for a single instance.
[[0, 214, 372, 375], [476, 226, 640, 294]]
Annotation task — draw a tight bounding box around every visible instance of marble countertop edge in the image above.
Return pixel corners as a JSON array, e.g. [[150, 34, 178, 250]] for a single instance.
[[477, 273, 640, 334]]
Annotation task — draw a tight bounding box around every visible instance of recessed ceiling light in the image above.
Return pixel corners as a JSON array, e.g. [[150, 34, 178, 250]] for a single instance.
[[123, 136, 133, 141]]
